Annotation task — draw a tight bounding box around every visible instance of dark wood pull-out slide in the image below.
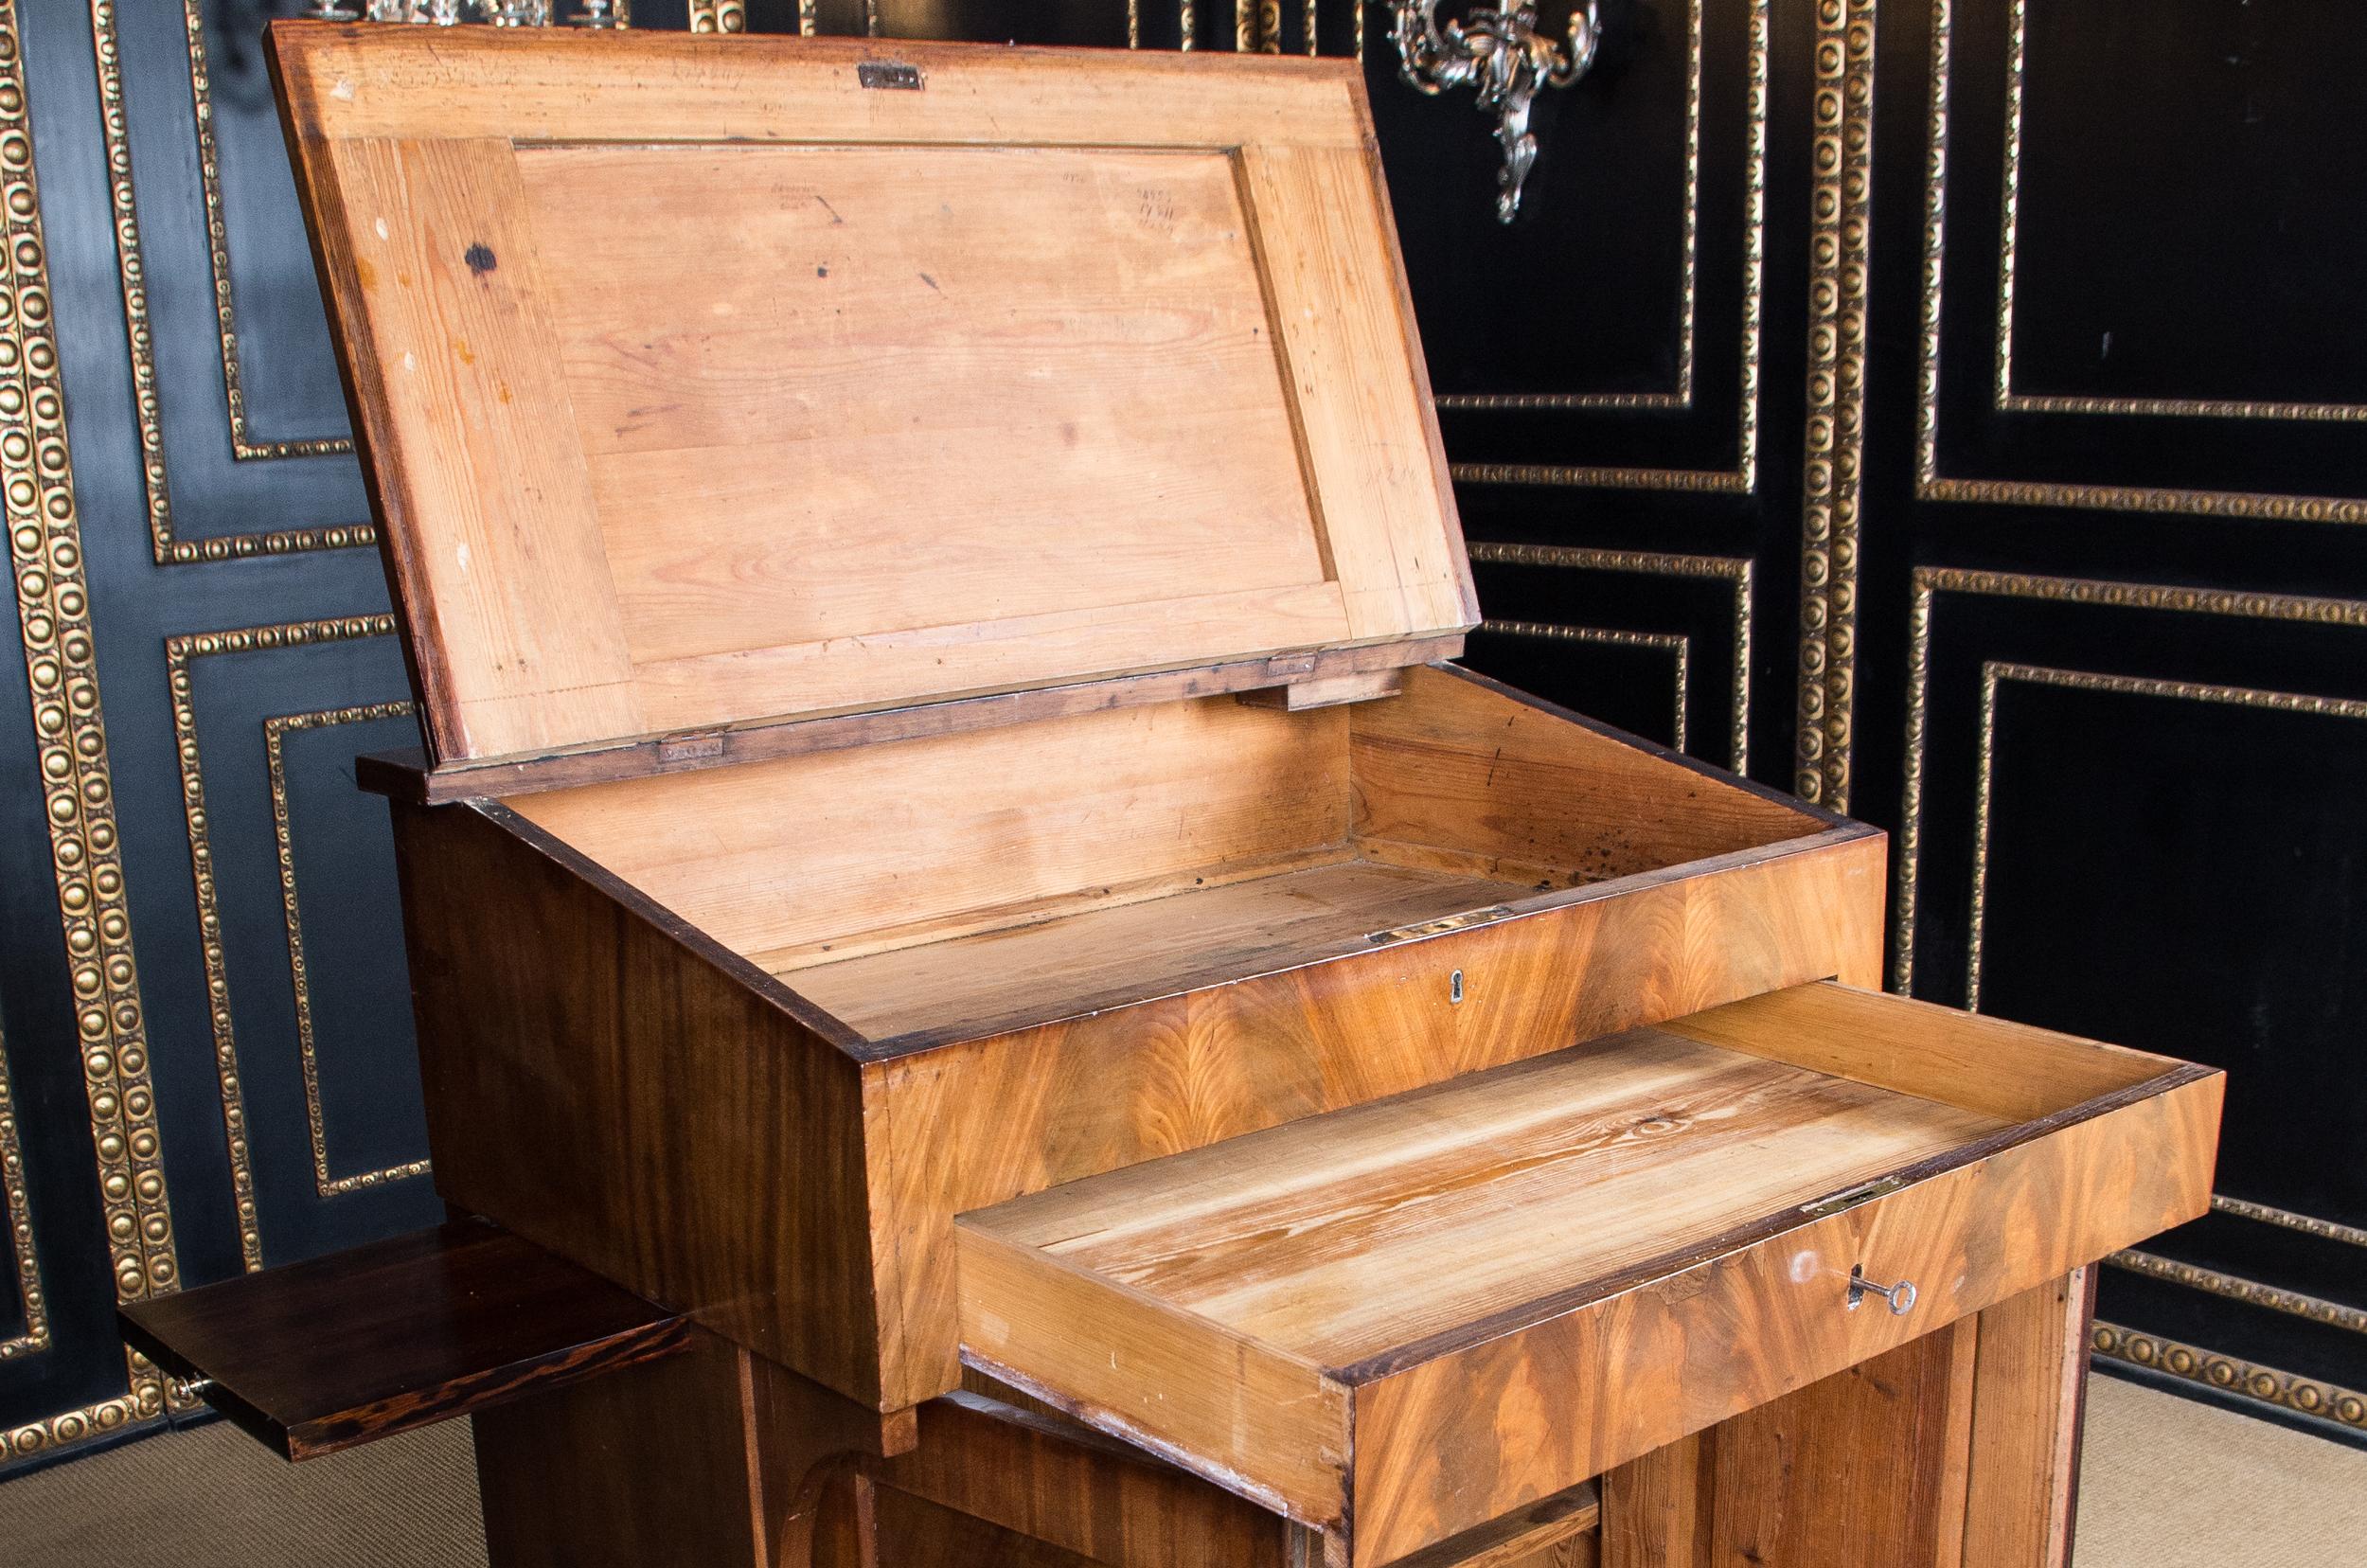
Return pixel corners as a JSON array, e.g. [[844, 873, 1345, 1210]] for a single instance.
[[116, 1218, 692, 1459]]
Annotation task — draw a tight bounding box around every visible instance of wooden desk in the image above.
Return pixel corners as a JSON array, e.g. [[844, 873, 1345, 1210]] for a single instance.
[[120, 25, 2231, 1567]]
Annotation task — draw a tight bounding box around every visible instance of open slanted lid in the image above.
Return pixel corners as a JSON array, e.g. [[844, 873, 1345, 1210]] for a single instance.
[[271, 25, 1475, 774]]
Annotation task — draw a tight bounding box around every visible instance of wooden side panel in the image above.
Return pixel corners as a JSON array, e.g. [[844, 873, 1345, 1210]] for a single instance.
[[957, 1225, 1351, 1529], [1239, 146, 1473, 641], [872, 830, 1887, 1406], [389, 800, 888, 1406], [866, 1490, 1099, 1568], [1347, 1075, 2218, 1566], [1599, 1432, 1713, 1568], [1702, 1323, 1978, 1568], [474, 1335, 765, 1568], [508, 696, 1351, 969], [872, 1392, 1292, 1568], [1959, 1270, 2095, 1568], [1352, 668, 1834, 891], [1665, 983, 2181, 1122], [314, 136, 642, 763], [1605, 1306, 2068, 1568]]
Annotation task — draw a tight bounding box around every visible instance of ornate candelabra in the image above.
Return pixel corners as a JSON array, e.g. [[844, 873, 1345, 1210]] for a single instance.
[[1392, 0, 1601, 222]]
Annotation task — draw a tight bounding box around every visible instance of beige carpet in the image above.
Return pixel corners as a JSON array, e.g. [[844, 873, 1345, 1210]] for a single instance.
[[0, 1375, 2359, 1565]]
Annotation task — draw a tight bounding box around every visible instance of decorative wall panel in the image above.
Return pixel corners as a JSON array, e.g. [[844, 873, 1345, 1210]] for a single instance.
[[1860, 0, 2367, 1439]]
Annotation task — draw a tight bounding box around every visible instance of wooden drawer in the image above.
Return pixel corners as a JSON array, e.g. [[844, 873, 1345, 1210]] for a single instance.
[[954, 982, 2221, 1568]]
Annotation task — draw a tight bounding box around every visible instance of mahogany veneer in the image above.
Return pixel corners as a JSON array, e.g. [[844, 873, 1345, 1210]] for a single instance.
[[117, 1220, 689, 1459]]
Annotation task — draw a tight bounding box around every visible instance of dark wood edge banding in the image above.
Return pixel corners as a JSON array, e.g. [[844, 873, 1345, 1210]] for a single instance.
[[956, 1349, 1343, 1532], [357, 639, 1467, 804], [1325, 1062, 2222, 1384]]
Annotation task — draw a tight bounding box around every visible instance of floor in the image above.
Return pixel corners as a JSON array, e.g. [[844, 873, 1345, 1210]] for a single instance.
[[1, 1375, 2361, 1566]]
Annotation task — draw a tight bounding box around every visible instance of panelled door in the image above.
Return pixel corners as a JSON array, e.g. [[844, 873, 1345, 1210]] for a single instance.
[[1, 0, 2359, 1474]]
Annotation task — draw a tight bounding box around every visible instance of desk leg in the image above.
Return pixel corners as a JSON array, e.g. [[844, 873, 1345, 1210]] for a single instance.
[[1599, 1268, 2094, 1568], [1960, 1267, 2096, 1568], [472, 1334, 914, 1568]]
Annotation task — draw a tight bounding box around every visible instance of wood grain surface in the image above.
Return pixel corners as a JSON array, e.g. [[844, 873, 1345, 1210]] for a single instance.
[[507, 694, 1352, 973], [955, 987, 2222, 1565], [871, 827, 1884, 1404], [117, 1220, 688, 1460], [1700, 1321, 1978, 1568], [393, 669, 1891, 1417], [785, 859, 1539, 1043], [390, 800, 891, 1404], [271, 24, 1471, 764], [963, 1031, 2008, 1368], [1959, 1269, 2096, 1568], [1599, 1271, 2100, 1568]]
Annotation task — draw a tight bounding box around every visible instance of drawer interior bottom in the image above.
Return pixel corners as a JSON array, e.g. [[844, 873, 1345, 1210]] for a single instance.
[[960, 1023, 2007, 1375]]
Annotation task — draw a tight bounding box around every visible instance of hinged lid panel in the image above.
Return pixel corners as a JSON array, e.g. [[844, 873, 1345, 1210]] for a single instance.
[[271, 26, 1474, 767]]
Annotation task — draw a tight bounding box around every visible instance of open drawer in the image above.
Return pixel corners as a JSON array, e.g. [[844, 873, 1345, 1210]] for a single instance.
[[955, 982, 2222, 1568]]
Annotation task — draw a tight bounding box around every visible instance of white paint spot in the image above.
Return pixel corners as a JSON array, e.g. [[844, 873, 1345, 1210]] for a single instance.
[[330, 78, 357, 102], [400, 350, 417, 374], [1789, 1247, 1822, 1283], [455, 543, 472, 575], [375, 218, 390, 241]]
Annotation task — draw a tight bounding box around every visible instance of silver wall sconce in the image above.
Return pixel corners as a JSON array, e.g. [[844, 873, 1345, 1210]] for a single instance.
[[1392, 1, 1603, 222]]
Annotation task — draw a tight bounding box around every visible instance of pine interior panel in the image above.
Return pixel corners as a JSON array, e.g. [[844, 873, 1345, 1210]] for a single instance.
[[271, 24, 1474, 769]]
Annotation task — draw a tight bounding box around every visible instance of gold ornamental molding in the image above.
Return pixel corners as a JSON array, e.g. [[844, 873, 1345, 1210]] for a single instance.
[[0, 1019, 46, 1361], [1792, 0, 1875, 811], [1480, 620, 1691, 755], [2212, 1193, 2367, 1251], [0, 0, 174, 1464], [1992, 0, 2367, 424], [1433, 0, 1703, 413], [86, 0, 374, 562], [264, 703, 431, 1201], [1467, 540, 1753, 771], [1915, 0, 2367, 522], [1891, 565, 2367, 997], [2092, 1323, 2367, 1434], [1891, 566, 2367, 1436], [175, 1, 356, 462], [165, 615, 406, 1272], [2107, 1250, 2367, 1338], [1966, 662, 2367, 1012], [1443, 0, 1764, 489]]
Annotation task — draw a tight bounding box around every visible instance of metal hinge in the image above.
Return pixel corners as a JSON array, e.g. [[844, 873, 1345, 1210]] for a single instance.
[[858, 61, 924, 90], [1800, 1175, 1908, 1220]]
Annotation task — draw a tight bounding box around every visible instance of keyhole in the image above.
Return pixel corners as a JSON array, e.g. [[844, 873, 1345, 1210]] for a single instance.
[[1450, 969, 1465, 1005]]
